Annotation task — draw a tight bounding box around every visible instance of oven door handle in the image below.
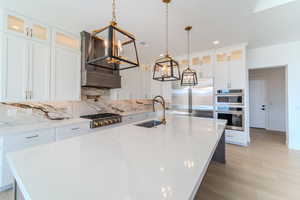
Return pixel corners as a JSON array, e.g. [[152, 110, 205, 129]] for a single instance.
[[216, 111, 244, 115]]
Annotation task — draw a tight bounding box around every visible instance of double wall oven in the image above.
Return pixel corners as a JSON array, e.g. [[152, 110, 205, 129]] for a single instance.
[[215, 89, 244, 131]]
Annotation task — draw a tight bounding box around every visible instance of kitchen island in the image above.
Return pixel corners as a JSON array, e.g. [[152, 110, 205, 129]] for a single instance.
[[7, 115, 226, 200]]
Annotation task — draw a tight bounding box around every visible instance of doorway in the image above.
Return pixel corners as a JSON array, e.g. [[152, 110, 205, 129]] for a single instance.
[[249, 66, 287, 139]]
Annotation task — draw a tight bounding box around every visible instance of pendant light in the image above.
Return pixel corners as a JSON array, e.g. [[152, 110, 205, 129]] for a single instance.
[[153, 0, 180, 82], [181, 26, 198, 86], [87, 0, 140, 71]]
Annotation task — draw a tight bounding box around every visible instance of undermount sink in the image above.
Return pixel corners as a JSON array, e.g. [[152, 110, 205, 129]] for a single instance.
[[135, 120, 163, 128]]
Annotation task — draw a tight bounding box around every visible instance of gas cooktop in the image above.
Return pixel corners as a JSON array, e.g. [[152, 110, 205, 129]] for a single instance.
[[80, 113, 122, 128]]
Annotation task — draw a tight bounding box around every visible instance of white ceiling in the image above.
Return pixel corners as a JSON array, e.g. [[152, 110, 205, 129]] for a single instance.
[[3, 0, 300, 64]]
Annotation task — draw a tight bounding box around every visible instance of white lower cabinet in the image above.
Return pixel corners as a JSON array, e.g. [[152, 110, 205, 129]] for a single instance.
[[0, 128, 55, 189], [55, 122, 90, 141], [225, 130, 248, 146]]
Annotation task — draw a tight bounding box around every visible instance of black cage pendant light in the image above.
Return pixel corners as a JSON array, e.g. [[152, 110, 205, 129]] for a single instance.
[[87, 0, 140, 71], [153, 0, 180, 82], [181, 26, 198, 86]]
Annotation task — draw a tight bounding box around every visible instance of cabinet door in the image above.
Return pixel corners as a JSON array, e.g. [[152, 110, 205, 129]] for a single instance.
[[30, 23, 49, 43], [29, 41, 51, 101], [214, 53, 229, 90], [52, 47, 81, 101], [3, 35, 29, 101], [56, 122, 90, 141], [0, 10, 3, 32], [5, 14, 28, 37], [55, 31, 80, 50], [0, 32, 3, 100], [229, 50, 245, 89], [1, 129, 55, 187]]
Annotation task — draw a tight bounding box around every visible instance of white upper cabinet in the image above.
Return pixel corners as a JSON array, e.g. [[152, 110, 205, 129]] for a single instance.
[[214, 52, 230, 90], [29, 41, 51, 101], [2, 35, 29, 102], [51, 45, 81, 101], [31, 23, 49, 42], [4, 12, 50, 43], [228, 50, 246, 89], [213, 45, 247, 90], [2, 34, 51, 102], [51, 30, 81, 101], [6, 14, 27, 36], [55, 31, 80, 50], [112, 66, 152, 101], [0, 9, 4, 32]]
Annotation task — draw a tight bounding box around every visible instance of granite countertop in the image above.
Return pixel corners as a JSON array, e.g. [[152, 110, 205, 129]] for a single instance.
[[7, 115, 226, 200]]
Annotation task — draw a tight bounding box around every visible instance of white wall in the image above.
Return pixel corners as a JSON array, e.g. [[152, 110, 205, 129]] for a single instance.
[[247, 41, 300, 149], [249, 67, 286, 132]]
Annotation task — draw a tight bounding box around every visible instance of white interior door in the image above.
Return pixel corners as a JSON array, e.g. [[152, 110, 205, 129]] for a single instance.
[[250, 79, 267, 128]]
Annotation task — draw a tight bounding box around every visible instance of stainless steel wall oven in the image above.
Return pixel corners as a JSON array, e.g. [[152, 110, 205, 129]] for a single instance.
[[216, 89, 244, 105], [216, 106, 244, 131]]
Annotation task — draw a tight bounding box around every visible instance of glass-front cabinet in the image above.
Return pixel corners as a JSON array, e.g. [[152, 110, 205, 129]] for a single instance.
[[54, 31, 80, 50], [6, 15, 26, 35], [5, 12, 49, 43], [31, 24, 49, 41]]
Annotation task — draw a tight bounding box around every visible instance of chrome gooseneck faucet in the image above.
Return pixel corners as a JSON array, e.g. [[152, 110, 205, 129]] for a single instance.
[[152, 95, 167, 124]]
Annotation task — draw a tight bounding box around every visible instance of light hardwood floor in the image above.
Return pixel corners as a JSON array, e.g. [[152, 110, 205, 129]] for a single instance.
[[0, 129, 299, 200], [196, 128, 300, 200]]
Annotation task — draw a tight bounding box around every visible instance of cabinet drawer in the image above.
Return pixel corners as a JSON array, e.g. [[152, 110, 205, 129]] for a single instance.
[[56, 122, 90, 141], [4, 129, 55, 152], [1, 128, 55, 188], [225, 130, 247, 146]]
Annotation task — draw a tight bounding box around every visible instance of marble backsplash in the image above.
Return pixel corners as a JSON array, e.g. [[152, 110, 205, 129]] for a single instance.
[[0, 88, 169, 126], [0, 97, 155, 126]]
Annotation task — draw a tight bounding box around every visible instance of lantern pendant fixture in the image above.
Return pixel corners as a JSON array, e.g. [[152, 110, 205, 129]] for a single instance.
[[87, 0, 140, 71], [181, 26, 198, 86], [153, 0, 181, 82]]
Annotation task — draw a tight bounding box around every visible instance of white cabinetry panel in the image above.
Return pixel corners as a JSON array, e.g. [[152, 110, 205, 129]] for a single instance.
[[2, 35, 28, 101], [229, 50, 245, 89], [56, 122, 90, 141], [0, 129, 55, 188], [213, 47, 246, 90], [29, 41, 51, 101], [0, 9, 3, 32], [52, 47, 81, 101]]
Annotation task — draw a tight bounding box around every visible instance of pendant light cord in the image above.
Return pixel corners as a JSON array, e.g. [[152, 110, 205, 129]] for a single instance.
[[112, 0, 117, 22], [187, 29, 190, 68], [165, 2, 169, 56]]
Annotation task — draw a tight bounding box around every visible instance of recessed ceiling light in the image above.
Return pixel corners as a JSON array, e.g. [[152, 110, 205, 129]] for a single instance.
[[213, 40, 220, 45]]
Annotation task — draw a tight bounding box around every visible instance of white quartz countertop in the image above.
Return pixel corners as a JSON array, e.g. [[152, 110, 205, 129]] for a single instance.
[[7, 115, 226, 200]]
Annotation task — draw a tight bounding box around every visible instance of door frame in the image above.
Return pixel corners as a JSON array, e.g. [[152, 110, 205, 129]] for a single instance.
[[248, 65, 288, 145]]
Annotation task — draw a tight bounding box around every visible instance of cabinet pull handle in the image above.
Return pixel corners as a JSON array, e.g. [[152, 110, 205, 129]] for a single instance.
[[26, 27, 29, 37], [26, 135, 39, 139], [30, 29, 33, 37], [71, 128, 80, 131]]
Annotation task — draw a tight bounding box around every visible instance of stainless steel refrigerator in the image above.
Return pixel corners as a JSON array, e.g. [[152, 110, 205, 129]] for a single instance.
[[171, 78, 214, 118]]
